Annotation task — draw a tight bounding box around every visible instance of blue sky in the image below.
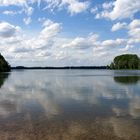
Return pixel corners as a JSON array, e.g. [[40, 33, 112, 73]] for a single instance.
[[0, 0, 140, 66]]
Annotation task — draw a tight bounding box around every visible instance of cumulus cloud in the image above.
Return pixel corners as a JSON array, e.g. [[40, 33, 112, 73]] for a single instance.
[[0, 18, 139, 66], [65, 0, 89, 15], [124, 19, 140, 45], [0, 20, 63, 65], [110, 19, 140, 50], [101, 39, 126, 47], [129, 19, 140, 29], [0, 0, 27, 6], [0, 22, 21, 38], [22, 19, 62, 51], [111, 22, 127, 32], [40, 19, 62, 40], [95, 0, 140, 20], [62, 34, 98, 50], [128, 19, 140, 39]]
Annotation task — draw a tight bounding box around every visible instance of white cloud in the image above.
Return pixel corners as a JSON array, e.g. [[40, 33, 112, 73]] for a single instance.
[[0, 0, 27, 6], [25, 6, 34, 16], [0, 20, 61, 62], [129, 19, 140, 29], [23, 17, 32, 25], [90, 7, 98, 14], [0, 0, 90, 16], [40, 19, 62, 40], [43, 0, 89, 15], [111, 22, 127, 32], [129, 28, 140, 39], [0, 18, 139, 66], [128, 19, 140, 39], [63, 37, 90, 49], [65, 0, 89, 15], [1, 1, 34, 26], [0, 22, 21, 38], [109, 19, 140, 46], [119, 45, 134, 52], [96, 0, 140, 20], [101, 39, 126, 47], [102, 1, 114, 10], [42, 19, 54, 27], [62, 34, 99, 49], [2, 10, 19, 15]]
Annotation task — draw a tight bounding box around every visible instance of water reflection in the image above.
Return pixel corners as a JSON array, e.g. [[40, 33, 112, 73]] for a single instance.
[[114, 76, 140, 85], [0, 70, 140, 140], [0, 72, 9, 88]]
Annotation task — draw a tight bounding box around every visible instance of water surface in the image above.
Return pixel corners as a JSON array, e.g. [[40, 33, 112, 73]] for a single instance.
[[0, 70, 140, 140]]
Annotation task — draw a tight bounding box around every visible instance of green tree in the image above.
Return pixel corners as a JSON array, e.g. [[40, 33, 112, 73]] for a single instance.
[[109, 54, 140, 69], [0, 54, 10, 72]]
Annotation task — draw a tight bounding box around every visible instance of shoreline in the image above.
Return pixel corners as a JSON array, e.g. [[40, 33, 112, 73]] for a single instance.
[[11, 66, 107, 70]]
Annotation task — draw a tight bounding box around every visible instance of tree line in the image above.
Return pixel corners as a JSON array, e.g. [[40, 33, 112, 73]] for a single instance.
[[0, 53, 140, 71]]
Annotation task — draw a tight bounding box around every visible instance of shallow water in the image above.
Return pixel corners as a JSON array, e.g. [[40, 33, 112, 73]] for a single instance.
[[0, 70, 140, 140]]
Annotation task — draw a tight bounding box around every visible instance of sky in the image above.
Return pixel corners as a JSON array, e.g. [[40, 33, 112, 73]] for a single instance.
[[0, 0, 140, 67]]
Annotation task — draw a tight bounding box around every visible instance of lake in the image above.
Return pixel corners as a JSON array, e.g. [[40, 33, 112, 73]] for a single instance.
[[0, 70, 140, 140]]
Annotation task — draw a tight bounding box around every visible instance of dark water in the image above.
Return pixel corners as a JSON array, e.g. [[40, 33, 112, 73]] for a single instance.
[[0, 70, 140, 140]]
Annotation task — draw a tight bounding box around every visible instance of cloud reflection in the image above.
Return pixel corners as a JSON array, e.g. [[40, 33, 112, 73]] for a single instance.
[[0, 70, 140, 139]]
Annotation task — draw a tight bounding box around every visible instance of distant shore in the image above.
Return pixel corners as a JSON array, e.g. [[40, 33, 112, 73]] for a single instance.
[[11, 66, 107, 70]]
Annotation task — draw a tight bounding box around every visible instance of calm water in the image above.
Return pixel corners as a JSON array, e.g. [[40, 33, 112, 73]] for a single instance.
[[0, 70, 140, 140]]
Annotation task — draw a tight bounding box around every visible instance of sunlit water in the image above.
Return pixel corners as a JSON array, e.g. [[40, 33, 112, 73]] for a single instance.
[[0, 70, 140, 140]]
